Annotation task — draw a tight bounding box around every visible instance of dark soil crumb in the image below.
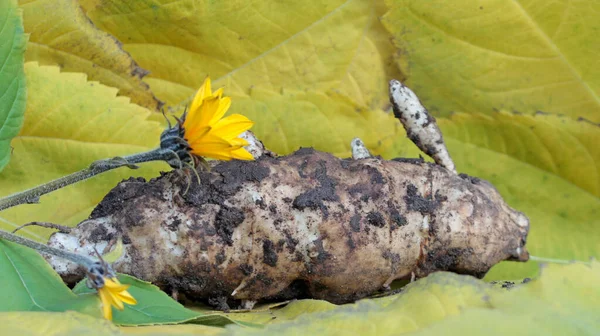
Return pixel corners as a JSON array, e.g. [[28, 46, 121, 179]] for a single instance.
[[262, 240, 279, 267], [404, 184, 439, 215], [215, 206, 245, 245]]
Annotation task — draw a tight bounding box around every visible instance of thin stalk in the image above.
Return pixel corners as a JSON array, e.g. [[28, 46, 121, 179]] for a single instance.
[[0, 229, 95, 268], [0, 147, 174, 212], [529, 255, 593, 265]]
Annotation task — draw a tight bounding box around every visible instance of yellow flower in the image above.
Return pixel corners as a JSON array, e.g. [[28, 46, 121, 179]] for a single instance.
[[98, 277, 137, 320], [182, 77, 254, 161]]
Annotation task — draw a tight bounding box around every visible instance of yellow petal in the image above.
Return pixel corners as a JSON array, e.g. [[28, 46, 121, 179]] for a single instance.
[[117, 291, 138, 305], [216, 113, 252, 125], [99, 278, 137, 314], [185, 125, 211, 144], [228, 137, 249, 147], [196, 150, 238, 161], [188, 77, 212, 113], [103, 278, 130, 292], [208, 96, 231, 125], [98, 288, 113, 320], [184, 96, 218, 133], [176, 77, 255, 162], [211, 114, 253, 140], [103, 278, 118, 287], [188, 133, 232, 150], [191, 143, 235, 157], [213, 87, 224, 99], [109, 291, 125, 310], [230, 147, 255, 160], [193, 96, 222, 131], [104, 305, 112, 320]]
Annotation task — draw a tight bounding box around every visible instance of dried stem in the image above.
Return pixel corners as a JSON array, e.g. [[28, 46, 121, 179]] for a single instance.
[[529, 255, 594, 265], [0, 147, 176, 212], [0, 229, 96, 268], [12, 221, 72, 234]]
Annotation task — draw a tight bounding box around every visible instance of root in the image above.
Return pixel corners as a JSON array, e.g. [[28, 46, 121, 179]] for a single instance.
[[351, 137, 372, 160], [389, 80, 456, 174], [182, 160, 202, 196]]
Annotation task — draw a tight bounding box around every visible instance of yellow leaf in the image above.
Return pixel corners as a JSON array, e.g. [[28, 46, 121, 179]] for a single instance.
[[223, 300, 337, 326], [121, 324, 224, 335], [103, 238, 124, 263], [382, 0, 600, 122], [0, 311, 121, 335], [222, 262, 600, 335], [0, 311, 227, 335], [83, 0, 401, 112], [438, 112, 600, 197], [229, 88, 407, 157], [0, 63, 168, 241], [327, 0, 405, 111], [20, 0, 162, 110], [422, 112, 600, 279]]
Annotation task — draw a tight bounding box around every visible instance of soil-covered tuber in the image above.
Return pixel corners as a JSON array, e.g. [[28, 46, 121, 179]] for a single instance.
[[47, 149, 529, 306], [45, 80, 530, 309]]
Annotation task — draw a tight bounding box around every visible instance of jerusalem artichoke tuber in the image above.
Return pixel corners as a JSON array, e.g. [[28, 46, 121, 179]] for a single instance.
[[46, 80, 530, 308]]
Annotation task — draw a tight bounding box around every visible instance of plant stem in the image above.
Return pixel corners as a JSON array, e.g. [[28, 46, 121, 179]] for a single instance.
[[0, 147, 174, 212], [0, 229, 96, 268], [529, 255, 593, 265]]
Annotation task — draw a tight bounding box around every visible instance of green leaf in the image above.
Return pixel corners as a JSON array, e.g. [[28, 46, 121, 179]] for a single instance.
[[19, 0, 161, 110], [0, 239, 100, 317], [0, 63, 168, 242], [222, 262, 600, 335], [0, 0, 27, 172], [73, 274, 233, 327], [381, 0, 600, 121], [0, 237, 234, 327]]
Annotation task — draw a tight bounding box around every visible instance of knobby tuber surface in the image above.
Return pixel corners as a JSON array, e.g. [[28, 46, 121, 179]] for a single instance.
[[47, 149, 529, 306], [46, 80, 529, 309]]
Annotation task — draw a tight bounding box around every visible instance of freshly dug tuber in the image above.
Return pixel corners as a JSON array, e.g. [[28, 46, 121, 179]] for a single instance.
[[46, 80, 530, 309]]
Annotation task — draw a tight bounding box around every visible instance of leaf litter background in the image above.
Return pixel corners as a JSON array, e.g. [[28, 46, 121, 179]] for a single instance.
[[0, 0, 598, 334]]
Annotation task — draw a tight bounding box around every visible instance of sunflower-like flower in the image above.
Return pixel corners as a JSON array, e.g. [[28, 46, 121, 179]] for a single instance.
[[161, 77, 254, 163], [97, 277, 137, 320]]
